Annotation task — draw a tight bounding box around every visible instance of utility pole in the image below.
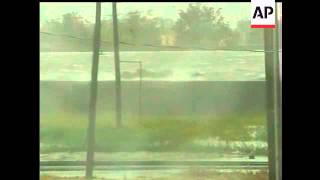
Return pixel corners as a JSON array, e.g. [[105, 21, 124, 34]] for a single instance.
[[274, 4, 282, 180], [112, 2, 122, 128], [85, 2, 101, 179], [264, 21, 281, 180]]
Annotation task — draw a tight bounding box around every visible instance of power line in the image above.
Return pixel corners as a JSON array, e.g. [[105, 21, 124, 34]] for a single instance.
[[40, 31, 112, 44], [40, 31, 281, 53], [104, 11, 144, 17]]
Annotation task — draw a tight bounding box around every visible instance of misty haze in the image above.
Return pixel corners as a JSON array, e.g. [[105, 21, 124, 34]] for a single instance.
[[40, 2, 282, 180]]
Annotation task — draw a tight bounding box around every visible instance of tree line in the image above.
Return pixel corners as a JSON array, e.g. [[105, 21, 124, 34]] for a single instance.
[[40, 4, 266, 52]]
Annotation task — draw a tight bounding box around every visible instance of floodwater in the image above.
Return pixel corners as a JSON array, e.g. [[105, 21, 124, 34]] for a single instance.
[[40, 151, 267, 161], [40, 51, 266, 81]]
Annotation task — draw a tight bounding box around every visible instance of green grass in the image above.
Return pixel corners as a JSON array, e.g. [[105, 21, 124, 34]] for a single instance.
[[40, 111, 267, 154]]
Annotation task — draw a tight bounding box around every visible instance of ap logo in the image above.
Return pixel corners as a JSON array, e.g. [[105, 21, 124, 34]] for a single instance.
[[251, 0, 276, 28]]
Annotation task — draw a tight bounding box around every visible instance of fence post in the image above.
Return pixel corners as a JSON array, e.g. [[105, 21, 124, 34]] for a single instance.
[[85, 2, 101, 179]]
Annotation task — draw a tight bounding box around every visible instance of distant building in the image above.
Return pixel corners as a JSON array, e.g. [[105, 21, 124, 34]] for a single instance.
[[160, 32, 176, 46]]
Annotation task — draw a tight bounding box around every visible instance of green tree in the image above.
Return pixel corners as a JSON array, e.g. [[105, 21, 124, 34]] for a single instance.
[[173, 3, 237, 48], [41, 19, 63, 33], [41, 12, 93, 51], [119, 11, 162, 46], [62, 12, 91, 38]]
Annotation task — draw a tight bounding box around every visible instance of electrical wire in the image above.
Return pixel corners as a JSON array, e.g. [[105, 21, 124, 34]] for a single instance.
[[40, 31, 281, 53]]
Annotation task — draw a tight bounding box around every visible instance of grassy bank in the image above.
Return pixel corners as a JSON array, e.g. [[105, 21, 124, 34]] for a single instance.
[[40, 112, 267, 154]]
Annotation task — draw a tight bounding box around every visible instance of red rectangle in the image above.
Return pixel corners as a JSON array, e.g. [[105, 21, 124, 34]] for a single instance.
[[251, 24, 276, 28]]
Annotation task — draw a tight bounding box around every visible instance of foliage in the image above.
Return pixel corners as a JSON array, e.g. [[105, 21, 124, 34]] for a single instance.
[[173, 3, 239, 48], [40, 112, 266, 154], [41, 5, 261, 51]]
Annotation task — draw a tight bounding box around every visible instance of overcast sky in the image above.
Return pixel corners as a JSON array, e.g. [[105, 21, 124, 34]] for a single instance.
[[40, 2, 282, 29]]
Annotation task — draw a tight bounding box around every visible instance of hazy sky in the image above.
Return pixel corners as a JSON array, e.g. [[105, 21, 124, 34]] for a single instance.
[[40, 2, 282, 29]]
